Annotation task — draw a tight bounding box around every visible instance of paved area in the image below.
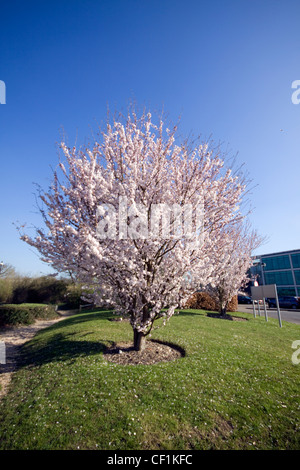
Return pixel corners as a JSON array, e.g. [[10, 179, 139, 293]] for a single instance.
[[238, 303, 300, 325]]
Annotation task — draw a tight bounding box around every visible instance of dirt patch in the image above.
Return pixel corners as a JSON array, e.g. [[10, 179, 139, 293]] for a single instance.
[[206, 313, 248, 322], [104, 339, 185, 365]]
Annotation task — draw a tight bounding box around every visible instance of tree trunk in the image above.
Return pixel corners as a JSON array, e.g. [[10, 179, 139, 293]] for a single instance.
[[220, 305, 227, 316], [219, 298, 227, 316], [133, 329, 146, 352]]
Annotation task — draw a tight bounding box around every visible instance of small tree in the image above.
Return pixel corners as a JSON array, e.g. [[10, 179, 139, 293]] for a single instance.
[[20, 110, 249, 350], [0, 262, 16, 278], [208, 222, 262, 316], [0, 263, 17, 303]]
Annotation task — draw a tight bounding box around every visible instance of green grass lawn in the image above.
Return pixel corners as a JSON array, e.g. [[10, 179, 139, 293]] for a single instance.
[[0, 308, 299, 450]]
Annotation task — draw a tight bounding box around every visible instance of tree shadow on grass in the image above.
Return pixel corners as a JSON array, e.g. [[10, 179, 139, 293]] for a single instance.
[[177, 309, 214, 317], [48, 309, 115, 331], [19, 333, 111, 368], [18, 310, 116, 368], [177, 310, 246, 321], [206, 312, 234, 320]]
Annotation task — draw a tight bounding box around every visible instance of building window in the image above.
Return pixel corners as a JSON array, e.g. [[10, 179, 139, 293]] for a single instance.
[[291, 254, 300, 269], [264, 271, 294, 286], [277, 287, 296, 296], [261, 255, 291, 271], [294, 270, 300, 284]]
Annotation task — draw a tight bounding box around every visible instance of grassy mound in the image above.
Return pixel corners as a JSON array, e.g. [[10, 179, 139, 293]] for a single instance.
[[0, 308, 299, 450]]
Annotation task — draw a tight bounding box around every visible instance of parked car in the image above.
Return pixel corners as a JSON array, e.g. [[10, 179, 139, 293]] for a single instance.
[[238, 294, 252, 304], [266, 296, 300, 309]]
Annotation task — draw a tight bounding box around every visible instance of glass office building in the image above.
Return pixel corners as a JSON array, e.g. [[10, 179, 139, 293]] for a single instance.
[[251, 249, 300, 297]]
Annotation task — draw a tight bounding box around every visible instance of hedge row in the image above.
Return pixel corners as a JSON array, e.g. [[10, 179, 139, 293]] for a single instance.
[[0, 304, 59, 327], [0, 275, 87, 306], [184, 292, 238, 312]]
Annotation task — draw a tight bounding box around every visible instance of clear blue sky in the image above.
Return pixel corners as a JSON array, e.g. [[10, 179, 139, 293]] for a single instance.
[[0, 0, 300, 276]]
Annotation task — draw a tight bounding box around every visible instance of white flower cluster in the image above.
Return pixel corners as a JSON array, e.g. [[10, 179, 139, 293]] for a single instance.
[[21, 111, 256, 340]]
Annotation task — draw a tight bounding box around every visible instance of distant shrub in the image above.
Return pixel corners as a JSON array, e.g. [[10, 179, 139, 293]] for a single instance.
[[227, 295, 238, 312], [63, 284, 94, 308], [10, 277, 33, 304], [63, 284, 84, 308], [184, 292, 238, 312], [11, 276, 68, 304], [185, 292, 217, 310], [0, 278, 14, 303], [0, 304, 58, 327]]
